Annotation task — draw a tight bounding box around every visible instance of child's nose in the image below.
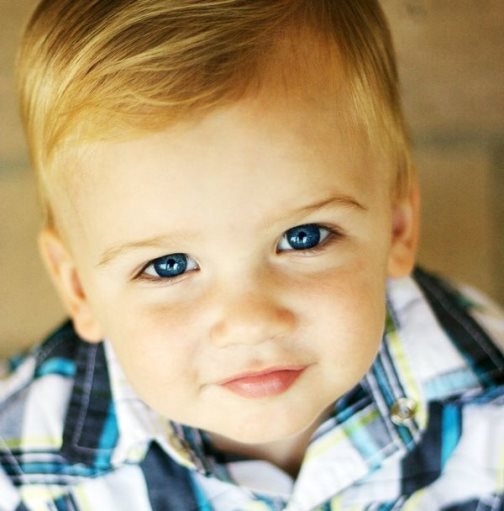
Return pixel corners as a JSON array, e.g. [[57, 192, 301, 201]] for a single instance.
[[209, 287, 296, 348]]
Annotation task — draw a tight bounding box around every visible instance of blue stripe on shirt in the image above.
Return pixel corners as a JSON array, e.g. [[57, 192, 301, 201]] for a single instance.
[[94, 401, 120, 469], [35, 357, 76, 378], [441, 404, 461, 469]]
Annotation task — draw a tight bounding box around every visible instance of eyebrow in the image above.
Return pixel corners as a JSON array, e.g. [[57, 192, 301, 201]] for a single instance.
[[97, 233, 190, 268], [97, 193, 366, 268], [290, 194, 367, 216]]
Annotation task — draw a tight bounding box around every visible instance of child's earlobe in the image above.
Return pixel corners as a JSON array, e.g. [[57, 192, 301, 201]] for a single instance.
[[38, 228, 103, 342], [387, 181, 421, 278]]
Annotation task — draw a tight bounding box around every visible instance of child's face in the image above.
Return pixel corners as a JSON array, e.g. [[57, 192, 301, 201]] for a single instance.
[[44, 91, 417, 446]]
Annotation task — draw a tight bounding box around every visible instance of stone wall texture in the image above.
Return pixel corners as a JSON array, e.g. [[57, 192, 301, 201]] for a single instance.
[[1, 0, 503, 356]]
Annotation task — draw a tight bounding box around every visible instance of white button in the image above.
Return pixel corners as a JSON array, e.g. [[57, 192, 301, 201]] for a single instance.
[[390, 397, 417, 426]]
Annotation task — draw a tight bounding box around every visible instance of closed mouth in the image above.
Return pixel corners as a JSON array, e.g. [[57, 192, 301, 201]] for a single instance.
[[218, 366, 307, 399]]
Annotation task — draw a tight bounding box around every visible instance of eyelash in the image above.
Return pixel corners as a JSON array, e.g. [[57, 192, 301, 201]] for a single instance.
[[134, 223, 344, 283]]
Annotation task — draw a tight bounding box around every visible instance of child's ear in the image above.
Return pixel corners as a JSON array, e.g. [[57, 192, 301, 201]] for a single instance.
[[38, 228, 103, 343], [387, 179, 421, 278]]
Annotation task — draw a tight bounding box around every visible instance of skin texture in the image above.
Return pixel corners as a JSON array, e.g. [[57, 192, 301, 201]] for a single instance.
[[40, 89, 419, 474]]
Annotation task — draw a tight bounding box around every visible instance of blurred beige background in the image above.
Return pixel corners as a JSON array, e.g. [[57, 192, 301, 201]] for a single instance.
[[1, 0, 503, 358]]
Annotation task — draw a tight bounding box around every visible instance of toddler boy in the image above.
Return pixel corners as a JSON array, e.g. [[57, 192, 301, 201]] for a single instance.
[[1, 0, 503, 509]]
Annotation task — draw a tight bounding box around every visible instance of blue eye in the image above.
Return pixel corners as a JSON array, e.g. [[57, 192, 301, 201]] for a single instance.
[[142, 253, 198, 279], [277, 224, 331, 252]]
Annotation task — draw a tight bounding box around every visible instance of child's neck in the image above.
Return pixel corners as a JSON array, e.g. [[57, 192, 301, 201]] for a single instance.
[[208, 415, 327, 479]]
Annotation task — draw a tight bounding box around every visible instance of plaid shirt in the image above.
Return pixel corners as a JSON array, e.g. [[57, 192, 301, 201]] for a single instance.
[[1, 268, 503, 511]]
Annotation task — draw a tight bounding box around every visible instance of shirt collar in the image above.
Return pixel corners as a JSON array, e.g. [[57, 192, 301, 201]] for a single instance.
[[58, 337, 119, 471]]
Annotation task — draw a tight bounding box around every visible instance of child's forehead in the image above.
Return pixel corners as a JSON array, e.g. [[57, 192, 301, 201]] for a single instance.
[[77, 86, 366, 174], [69, 94, 382, 186], [65, 96, 381, 199]]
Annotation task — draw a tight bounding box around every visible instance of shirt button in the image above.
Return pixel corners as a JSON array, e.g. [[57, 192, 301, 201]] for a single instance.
[[390, 397, 417, 426]]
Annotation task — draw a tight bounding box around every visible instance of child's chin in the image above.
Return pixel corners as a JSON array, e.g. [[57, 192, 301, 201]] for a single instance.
[[209, 413, 320, 447]]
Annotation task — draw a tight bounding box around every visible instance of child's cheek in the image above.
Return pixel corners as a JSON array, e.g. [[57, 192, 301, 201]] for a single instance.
[[108, 300, 201, 377], [295, 260, 387, 343]]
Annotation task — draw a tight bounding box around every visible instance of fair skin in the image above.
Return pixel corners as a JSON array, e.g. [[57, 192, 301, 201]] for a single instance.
[[39, 90, 419, 476]]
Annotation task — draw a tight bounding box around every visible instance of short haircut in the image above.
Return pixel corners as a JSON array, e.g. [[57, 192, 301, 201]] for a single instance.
[[17, 0, 413, 227]]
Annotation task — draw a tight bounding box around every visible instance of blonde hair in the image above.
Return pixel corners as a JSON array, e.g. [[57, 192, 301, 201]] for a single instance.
[[17, 0, 413, 227]]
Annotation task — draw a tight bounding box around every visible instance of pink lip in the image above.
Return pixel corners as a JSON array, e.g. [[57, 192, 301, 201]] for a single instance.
[[219, 367, 306, 399]]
